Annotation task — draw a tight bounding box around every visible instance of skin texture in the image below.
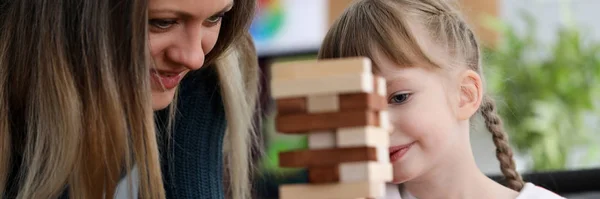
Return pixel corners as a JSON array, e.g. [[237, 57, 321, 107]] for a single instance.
[[148, 0, 233, 110], [315, 0, 525, 197], [375, 49, 519, 199]]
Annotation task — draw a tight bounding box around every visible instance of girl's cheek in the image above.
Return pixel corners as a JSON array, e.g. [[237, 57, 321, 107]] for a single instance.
[[389, 106, 423, 137], [389, 108, 422, 145]]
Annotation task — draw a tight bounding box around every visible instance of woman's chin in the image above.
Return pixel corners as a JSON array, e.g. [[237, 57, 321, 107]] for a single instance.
[[152, 88, 176, 111]]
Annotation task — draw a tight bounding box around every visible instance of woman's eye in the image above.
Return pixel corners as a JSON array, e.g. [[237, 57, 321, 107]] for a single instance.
[[149, 19, 177, 30], [389, 93, 411, 105], [206, 14, 224, 24]]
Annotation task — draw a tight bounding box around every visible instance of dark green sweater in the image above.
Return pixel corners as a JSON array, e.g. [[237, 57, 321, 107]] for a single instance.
[[4, 67, 225, 199], [155, 66, 227, 199]]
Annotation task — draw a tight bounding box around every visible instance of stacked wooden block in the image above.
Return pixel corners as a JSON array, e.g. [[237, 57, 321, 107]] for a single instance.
[[271, 57, 393, 199]]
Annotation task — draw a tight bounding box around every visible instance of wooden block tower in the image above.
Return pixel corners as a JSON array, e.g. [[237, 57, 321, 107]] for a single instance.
[[271, 57, 393, 199]]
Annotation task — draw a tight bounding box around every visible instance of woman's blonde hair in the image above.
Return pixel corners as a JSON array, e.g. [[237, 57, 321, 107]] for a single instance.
[[319, 0, 525, 191], [162, 0, 261, 198], [0, 0, 259, 198], [217, 32, 261, 199], [0, 0, 164, 198]]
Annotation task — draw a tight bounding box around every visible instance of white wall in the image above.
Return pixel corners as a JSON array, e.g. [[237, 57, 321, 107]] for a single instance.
[[501, 0, 600, 44]]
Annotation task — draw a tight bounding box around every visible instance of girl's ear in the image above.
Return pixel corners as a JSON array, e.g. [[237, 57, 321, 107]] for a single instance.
[[456, 70, 483, 120]]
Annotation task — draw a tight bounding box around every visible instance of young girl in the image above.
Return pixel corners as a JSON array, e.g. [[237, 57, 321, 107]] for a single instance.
[[319, 0, 564, 198]]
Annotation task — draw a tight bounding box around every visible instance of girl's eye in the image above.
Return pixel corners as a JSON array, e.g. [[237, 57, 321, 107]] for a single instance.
[[149, 19, 177, 30], [206, 14, 224, 24], [388, 92, 412, 105]]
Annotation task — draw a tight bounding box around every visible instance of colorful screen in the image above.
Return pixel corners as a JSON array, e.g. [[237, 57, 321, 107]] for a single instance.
[[250, 0, 285, 43], [249, 0, 327, 56]]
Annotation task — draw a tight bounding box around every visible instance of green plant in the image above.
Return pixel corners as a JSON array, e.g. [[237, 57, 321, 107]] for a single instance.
[[258, 111, 308, 174], [483, 12, 600, 171]]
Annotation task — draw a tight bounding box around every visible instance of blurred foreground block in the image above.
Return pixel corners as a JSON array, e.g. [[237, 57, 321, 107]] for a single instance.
[[272, 57, 393, 199]]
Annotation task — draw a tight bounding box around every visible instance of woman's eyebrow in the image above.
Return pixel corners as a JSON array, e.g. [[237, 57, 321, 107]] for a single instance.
[[148, 1, 234, 19]]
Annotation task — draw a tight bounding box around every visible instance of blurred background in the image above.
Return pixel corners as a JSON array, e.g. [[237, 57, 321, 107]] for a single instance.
[[247, 0, 600, 198]]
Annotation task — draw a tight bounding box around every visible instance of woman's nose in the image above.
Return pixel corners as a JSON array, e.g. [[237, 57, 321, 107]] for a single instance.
[[165, 32, 206, 70]]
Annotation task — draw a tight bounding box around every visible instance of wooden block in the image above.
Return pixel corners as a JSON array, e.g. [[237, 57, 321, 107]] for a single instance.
[[340, 162, 393, 183], [271, 57, 371, 81], [307, 94, 339, 113], [379, 111, 391, 131], [336, 126, 389, 148], [376, 76, 386, 97], [356, 184, 403, 199], [377, 145, 390, 163], [271, 73, 374, 99], [279, 147, 379, 168], [279, 181, 385, 199], [308, 166, 339, 183], [276, 110, 378, 134], [339, 93, 386, 112], [275, 97, 307, 115], [308, 131, 336, 149], [309, 162, 393, 183], [276, 98, 307, 115], [276, 93, 386, 116]]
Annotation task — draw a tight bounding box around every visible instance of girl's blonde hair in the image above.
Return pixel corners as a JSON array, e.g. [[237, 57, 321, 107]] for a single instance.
[[318, 0, 525, 191]]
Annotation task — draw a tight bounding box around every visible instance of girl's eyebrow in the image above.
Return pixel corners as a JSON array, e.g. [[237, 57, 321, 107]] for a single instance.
[[385, 74, 411, 87]]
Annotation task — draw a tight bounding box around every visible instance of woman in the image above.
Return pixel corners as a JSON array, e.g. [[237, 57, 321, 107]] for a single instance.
[[0, 0, 259, 198], [149, 0, 260, 198]]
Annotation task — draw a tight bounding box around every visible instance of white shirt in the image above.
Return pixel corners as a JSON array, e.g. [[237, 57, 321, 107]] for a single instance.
[[113, 166, 139, 199], [516, 183, 565, 199], [395, 183, 565, 199]]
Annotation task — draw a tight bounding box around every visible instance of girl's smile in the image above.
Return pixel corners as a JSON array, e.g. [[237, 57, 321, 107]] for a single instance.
[[389, 142, 416, 162]]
